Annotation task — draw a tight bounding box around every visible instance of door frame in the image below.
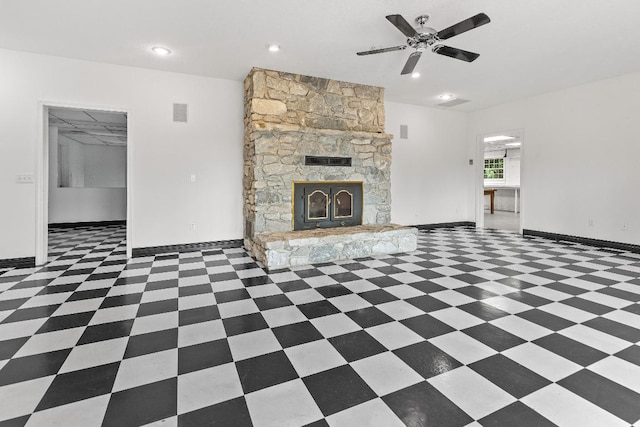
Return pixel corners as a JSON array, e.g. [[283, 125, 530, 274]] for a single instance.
[[36, 101, 133, 265], [475, 129, 524, 233]]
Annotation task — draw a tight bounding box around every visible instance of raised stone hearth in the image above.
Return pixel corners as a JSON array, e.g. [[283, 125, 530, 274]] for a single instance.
[[243, 68, 416, 269], [254, 224, 418, 271]]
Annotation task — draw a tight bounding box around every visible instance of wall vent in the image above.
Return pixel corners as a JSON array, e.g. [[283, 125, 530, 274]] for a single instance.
[[399, 125, 408, 139], [305, 156, 352, 167], [173, 103, 188, 122], [437, 98, 470, 107]]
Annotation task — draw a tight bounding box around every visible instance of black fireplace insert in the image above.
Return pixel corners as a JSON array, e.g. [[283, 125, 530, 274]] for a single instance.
[[293, 182, 363, 230]]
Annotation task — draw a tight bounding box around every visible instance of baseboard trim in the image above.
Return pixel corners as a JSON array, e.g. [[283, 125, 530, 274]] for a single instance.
[[132, 239, 244, 257], [411, 221, 476, 230], [523, 229, 640, 253], [49, 220, 126, 228], [0, 257, 36, 269]]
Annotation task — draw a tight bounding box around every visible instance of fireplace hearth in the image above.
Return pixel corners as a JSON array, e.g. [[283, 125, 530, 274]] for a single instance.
[[293, 181, 363, 230]]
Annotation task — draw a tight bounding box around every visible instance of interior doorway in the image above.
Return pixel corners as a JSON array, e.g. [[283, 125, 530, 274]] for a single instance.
[[476, 130, 523, 233], [36, 103, 131, 265]]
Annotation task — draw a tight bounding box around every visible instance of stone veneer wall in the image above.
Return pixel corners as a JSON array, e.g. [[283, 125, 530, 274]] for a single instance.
[[243, 68, 394, 253]]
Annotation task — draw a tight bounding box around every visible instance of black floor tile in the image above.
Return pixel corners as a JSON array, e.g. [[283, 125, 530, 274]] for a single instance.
[[406, 295, 450, 313], [503, 291, 551, 307], [368, 276, 403, 288], [462, 323, 526, 352], [615, 345, 640, 366], [35, 362, 120, 411], [394, 341, 461, 379], [36, 311, 95, 333], [328, 330, 387, 362], [102, 378, 177, 427], [145, 279, 178, 291], [99, 293, 143, 308], [177, 397, 253, 427], [137, 299, 178, 317], [179, 305, 220, 326], [517, 309, 575, 331], [470, 354, 550, 398], [214, 288, 251, 304], [178, 339, 233, 375], [479, 401, 556, 427], [222, 313, 268, 336], [178, 283, 213, 297], [78, 319, 134, 345], [408, 280, 447, 294], [276, 279, 310, 293], [0, 349, 71, 386], [346, 305, 394, 327], [401, 314, 455, 339], [534, 334, 607, 366], [359, 289, 399, 305], [1, 305, 61, 324], [558, 369, 640, 424], [124, 328, 178, 359], [298, 300, 340, 319], [315, 284, 352, 299], [303, 364, 376, 416], [235, 350, 298, 394], [254, 294, 292, 311], [583, 317, 640, 343], [459, 301, 509, 321], [0, 337, 28, 360], [272, 321, 323, 348], [66, 288, 110, 301], [328, 272, 362, 283], [383, 381, 473, 427]]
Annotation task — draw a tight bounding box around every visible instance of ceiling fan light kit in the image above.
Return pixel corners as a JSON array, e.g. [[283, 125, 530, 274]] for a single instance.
[[357, 12, 490, 75]]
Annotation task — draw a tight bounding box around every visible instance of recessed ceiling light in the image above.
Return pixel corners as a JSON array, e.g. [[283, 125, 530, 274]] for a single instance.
[[438, 93, 455, 101], [151, 46, 171, 56], [505, 142, 521, 147], [411, 72, 420, 78], [484, 135, 516, 142], [266, 43, 280, 52]]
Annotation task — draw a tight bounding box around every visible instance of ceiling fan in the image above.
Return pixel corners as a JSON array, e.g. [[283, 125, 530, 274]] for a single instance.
[[357, 12, 491, 75]]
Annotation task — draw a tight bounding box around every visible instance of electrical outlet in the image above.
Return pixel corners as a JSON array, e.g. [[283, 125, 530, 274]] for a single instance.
[[622, 224, 628, 231], [16, 174, 34, 184], [190, 223, 196, 231], [588, 218, 594, 227]]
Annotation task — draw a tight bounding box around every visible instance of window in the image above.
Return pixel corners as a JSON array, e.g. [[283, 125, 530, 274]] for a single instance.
[[484, 158, 504, 179]]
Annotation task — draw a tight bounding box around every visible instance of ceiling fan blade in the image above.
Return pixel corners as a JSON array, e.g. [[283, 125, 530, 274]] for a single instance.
[[433, 45, 480, 62], [356, 45, 407, 56], [437, 13, 490, 40], [401, 51, 422, 75], [386, 14, 418, 38]]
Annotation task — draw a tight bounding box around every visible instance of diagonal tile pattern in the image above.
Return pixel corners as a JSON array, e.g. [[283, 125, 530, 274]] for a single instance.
[[0, 224, 639, 426]]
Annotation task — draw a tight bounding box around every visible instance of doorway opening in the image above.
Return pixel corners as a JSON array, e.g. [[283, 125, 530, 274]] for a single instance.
[[37, 104, 131, 265], [476, 130, 523, 233]]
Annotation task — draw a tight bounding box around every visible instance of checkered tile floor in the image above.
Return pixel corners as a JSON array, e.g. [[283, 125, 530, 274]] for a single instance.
[[1, 224, 640, 426]]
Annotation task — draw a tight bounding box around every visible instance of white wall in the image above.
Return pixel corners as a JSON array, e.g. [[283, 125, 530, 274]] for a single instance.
[[83, 143, 127, 188], [386, 102, 471, 226], [48, 127, 127, 223], [0, 48, 244, 259], [469, 72, 640, 245]]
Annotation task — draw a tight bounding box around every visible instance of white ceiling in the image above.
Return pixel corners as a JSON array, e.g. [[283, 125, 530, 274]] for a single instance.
[[3, 0, 640, 111]]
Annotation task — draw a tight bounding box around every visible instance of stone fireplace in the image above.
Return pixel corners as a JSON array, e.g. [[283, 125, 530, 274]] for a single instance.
[[243, 68, 416, 269]]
